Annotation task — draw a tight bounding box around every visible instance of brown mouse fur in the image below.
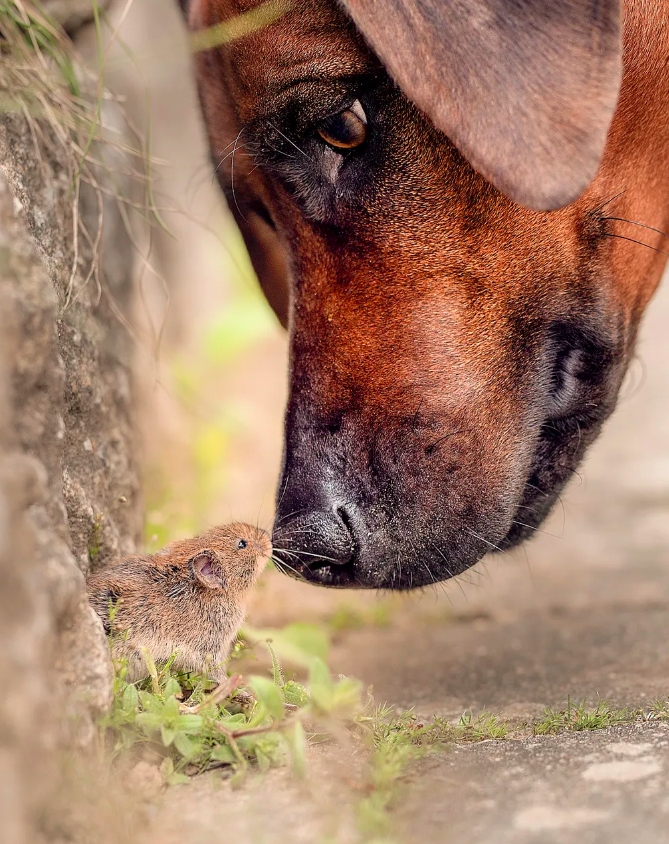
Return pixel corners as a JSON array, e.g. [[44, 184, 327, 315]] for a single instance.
[[87, 523, 271, 682]]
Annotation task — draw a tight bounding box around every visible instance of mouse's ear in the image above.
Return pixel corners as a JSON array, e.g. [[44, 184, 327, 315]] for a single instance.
[[190, 550, 225, 590], [340, 0, 622, 210]]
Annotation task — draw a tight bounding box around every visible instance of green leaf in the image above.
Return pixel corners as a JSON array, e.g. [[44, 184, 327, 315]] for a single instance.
[[211, 744, 236, 764], [236, 731, 280, 754], [141, 647, 159, 686], [161, 725, 177, 746], [173, 731, 196, 759], [331, 676, 364, 716], [135, 712, 163, 732], [229, 766, 247, 789], [286, 720, 307, 778], [255, 746, 271, 773], [163, 696, 181, 719], [178, 714, 204, 733], [283, 680, 309, 708], [122, 683, 139, 715], [308, 658, 335, 713], [160, 757, 174, 782], [138, 691, 163, 714], [164, 677, 182, 700], [243, 623, 329, 667], [266, 640, 285, 686], [219, 713, 247, 726], [250, 676, 284, 722], [159, 755, 189, 786]]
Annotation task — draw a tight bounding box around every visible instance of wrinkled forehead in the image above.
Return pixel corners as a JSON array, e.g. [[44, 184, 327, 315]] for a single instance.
[[193, 0, 375, 118]]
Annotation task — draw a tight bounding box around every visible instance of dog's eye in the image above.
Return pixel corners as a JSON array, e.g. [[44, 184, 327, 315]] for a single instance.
[[316, 100, 367, 150], [237, 539, 247, 550]]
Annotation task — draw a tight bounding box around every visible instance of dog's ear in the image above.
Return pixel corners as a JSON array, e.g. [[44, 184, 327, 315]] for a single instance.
[[340, 0, 622, 210]]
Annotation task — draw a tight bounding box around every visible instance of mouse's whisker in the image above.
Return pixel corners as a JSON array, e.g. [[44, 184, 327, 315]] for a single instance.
[[270, 556, 307, 581], [276, 524, 324, 539], [271, 548, 305, 567], [278, 548, 342, 564], [273, 513, 325, 532]]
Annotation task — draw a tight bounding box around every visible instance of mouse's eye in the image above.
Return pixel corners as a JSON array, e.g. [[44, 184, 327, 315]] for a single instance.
[[237, 539, 247, 550], [316, 100, 367, 150]]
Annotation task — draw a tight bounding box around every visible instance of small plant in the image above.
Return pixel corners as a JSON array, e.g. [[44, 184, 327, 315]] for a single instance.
[[647, 698, 669, 720], [102, 623, 364, 785], [88, 512, 104, 565], [533, 697, 634, 735], [352, 706, 423, 840], [352, 705, 508, 841], [532, 696, 669, 735], [417, 710, 508, 744], [451, 710, 509, 740], [0, 0, 81, 97]]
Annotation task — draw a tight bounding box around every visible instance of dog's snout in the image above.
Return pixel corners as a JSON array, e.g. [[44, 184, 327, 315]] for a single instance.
[[273, 504, 355, 572]]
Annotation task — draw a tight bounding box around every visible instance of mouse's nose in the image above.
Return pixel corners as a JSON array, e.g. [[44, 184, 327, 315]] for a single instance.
[[273, 506, 355, 571], [251, 529, 272, 559]]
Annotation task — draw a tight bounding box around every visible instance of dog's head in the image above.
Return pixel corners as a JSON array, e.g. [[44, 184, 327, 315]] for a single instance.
[[183, 0, 667, 588]]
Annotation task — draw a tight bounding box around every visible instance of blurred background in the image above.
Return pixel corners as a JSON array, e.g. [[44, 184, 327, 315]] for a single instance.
[[102, 0, 288, 546]]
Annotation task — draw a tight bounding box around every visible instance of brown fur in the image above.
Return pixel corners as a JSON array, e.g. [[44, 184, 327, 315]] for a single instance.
[[181, 0, 669, 589], [87, 523, 271, 681]]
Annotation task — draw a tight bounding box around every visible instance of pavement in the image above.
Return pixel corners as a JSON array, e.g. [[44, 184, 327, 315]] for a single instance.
[[398, 722, 669, 844]]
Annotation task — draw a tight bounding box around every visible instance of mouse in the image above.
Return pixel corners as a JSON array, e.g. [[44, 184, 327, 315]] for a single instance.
[[86, 522, 272, 682]]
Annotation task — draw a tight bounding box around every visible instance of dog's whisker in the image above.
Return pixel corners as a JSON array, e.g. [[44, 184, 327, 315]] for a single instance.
[[588, 189, 626, 216], [424, 428, 465, 454], [264, 141, 298, 160], [511, 519, 562, 539], [215, 128, 245, 176], [277, 548, 342, 564], [603, 215, 669, 242], [419, 558, 436, 585], [465, 526, 507, 557], [429, 540, 469, 602], [229, 128, 246, 221], [268, 122, 313, 162], [603, 232, 669, 258], [272, 507, 307, 528], [273, 551, 302, 568]]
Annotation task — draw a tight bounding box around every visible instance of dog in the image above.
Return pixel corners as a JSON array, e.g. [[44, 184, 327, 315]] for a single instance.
[[179, 0, 669, 589]]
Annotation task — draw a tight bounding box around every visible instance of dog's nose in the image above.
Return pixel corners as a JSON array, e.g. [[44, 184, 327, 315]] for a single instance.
[[273, 506, 355, 569]]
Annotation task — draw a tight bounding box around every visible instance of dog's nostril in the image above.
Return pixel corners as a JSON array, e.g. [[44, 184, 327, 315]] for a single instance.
[[545, 322, 589, 419], [323, 414, 343, 435], [273, 508, 354, 568], [336, 505, 354, 536]]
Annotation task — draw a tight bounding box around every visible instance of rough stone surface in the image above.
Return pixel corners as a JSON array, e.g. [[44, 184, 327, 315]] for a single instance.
[[0, 10, 141, 840], [397, 722, 669, 844], [0, 114, 140, 733], [0, 422, 54, 844]]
